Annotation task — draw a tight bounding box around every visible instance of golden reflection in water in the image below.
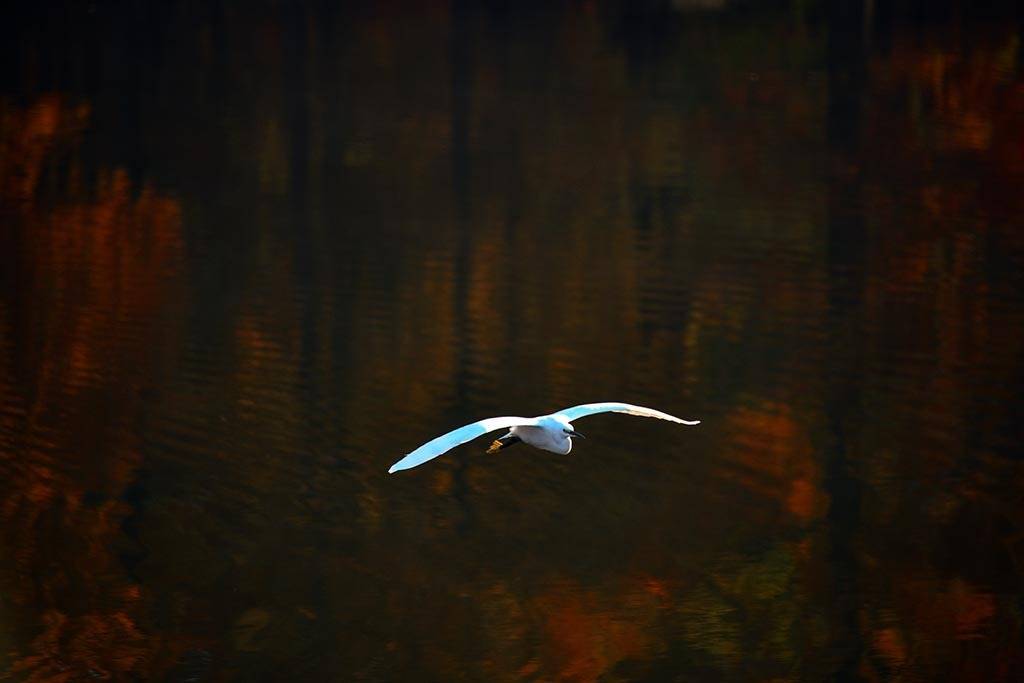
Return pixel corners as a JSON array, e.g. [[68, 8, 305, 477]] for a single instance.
[[0, 3, 1022, 682], [0, 95, 89, 202], [0, 95, 182, 680], [850, 24, 1024, 683]]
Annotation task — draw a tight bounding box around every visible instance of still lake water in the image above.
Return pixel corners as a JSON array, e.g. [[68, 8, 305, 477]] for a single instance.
[[2, 1, 1023, 680]]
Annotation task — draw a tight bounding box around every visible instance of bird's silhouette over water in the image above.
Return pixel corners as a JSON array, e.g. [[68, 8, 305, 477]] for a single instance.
[[388, 402, 700, 473]]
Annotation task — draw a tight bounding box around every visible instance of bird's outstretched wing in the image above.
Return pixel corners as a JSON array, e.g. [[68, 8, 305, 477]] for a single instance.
[[389, 416, 540, 473], [553, 402, 700, 425]]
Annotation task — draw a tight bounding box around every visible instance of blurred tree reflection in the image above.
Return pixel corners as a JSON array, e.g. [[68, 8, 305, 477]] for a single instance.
[[0, 95, 182, 679], [0, 1, 1022, 680]]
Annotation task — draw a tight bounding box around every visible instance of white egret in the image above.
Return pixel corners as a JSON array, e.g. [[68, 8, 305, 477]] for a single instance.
[[388, 402, 699, 474]]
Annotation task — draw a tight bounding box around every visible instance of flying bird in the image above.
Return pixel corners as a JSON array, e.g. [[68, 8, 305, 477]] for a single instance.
[[388, 402, 700, 474]]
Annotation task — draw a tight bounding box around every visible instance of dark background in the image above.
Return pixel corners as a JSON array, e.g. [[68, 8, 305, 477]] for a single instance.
[[2, 1, 1023, 680]]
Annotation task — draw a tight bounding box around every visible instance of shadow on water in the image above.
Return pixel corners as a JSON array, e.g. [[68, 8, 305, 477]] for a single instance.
[[1, 0, 1023, 680], [825, 1, 867, 679]]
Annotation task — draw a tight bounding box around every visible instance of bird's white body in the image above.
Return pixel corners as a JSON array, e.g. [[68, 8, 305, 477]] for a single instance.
[[509, 415, 576, 455], [388, 402, 699, 474]]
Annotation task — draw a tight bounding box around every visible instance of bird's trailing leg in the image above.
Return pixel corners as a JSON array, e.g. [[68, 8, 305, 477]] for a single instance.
[[486, 434, 521, 454]]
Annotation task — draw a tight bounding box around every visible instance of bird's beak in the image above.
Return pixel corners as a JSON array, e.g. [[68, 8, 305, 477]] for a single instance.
[[567, 430, 585, 439]]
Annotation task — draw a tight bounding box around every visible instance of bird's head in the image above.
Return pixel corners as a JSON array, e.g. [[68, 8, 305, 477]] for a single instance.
[[562, 425, 585, 439], [549, 415, 584, 440]]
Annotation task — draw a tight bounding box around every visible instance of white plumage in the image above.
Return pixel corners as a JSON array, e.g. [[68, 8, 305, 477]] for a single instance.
[[388, 402, 699, 474]]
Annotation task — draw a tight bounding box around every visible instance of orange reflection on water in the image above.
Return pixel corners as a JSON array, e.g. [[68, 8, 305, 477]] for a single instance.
[[1, 95, 183, 681], [720, 402, 825, 523], [0, 94, 89, 202], [38, 170, 181, 397], [1, 4, 1022, 681], [540, 592, 650, 682]]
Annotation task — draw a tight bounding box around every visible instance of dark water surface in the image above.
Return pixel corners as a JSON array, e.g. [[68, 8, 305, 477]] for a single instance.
[[2, 1, 1023, 680]]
